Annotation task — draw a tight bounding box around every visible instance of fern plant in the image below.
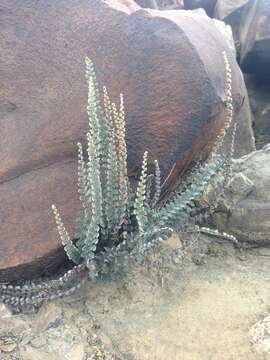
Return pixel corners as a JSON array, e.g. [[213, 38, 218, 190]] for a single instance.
[[51, 52, 234, 276], [0, 51, 237, 310]]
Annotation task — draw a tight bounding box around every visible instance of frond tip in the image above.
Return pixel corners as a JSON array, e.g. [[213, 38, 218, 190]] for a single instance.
[[51, 205, 82, 264], [134, 151, 149, 232]]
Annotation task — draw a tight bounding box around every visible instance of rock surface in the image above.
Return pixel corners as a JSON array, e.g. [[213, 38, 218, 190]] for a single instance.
[[245, 74, 270, 149], [184, 0, 217, 16], [217, 24, 255, 158], [239, 0, 270, 82], [232, 85, 255, 157], [156, 0, 184, 9], [214, 0, 250, 51], [0, 0, 252, 281], [213, 145, 270, 245], [135, 0, 184, 9], [250, 315, 270, 355]]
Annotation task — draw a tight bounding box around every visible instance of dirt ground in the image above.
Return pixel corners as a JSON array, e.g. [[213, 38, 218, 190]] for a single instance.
[[1, 235, 270, 360]]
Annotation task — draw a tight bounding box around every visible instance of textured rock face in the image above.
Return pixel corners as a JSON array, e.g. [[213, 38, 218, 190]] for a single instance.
[[212, 18, 255, 157], [184, 0, 217, 16], [135, 0, 184, 9], [0, 0, 250, 280], [213, 145, 270, 245], [156, 0, 184, 9], [232, 85, 255, 157], [245, 75, 270, 149], [214, 0, 250, 49], [135, 0, 158, 9], [239, 0, 270, 81]]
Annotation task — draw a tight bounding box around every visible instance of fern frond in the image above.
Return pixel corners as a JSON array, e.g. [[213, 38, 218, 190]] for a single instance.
[[134, 151, 149, 232], [151, 159, 161, 208], [212, 51, 233, 153], [77, 142, 88, 209], [103, 86, 114, 134], [199, 226, 238, 245], [86, 131, 103, 223], [85, 57, 102, 150], [85, 57, 108, 174], [118, 94, 129, 205], [145, 174, 154, 206], [112, 99, 129, 212], [103, 87, 129, 233], [156, 154, 225, 228], [52, 205, 82, 264], [75, 143, 92, 244], [81, 219, 100, 262], [105, 127, 121, 234], [79, 132, 103, 259]]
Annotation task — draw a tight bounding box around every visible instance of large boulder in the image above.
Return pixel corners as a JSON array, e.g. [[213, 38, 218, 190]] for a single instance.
[[184, 0, 217, 16], [0, 0, 251, 281], [212, 145, 270, 246], [239, 0, 270, 82]]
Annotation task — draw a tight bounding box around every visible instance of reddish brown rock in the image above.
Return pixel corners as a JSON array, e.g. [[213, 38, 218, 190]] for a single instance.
[[0, 0, 249, 281], [184, 0, 217, 16]]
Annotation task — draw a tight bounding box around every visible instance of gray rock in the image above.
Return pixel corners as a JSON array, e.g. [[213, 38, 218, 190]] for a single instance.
[[250, 315, 270, 355], [135, 0, 184, 9], [156, 0, 184, 9], [66, 343, 85, 360], [0, 304, 12, 319], [0, 336, 17, 353], [21, 346, 58, 360], [184, 0, 217, 16], [213, 145, 270, 245], [214, 0, 250, 49], [239, 0, 270, 82], [245, 74, 270, 149], [35, 303, 63, 333], [233, 85, 255, 158], [31, 336, 48, 349], [227, 173, 254, 203], [213, 15, 255, 157]]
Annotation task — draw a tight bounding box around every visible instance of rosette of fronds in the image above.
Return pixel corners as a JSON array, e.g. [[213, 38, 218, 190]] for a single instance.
[[51, 53, 234, 276]]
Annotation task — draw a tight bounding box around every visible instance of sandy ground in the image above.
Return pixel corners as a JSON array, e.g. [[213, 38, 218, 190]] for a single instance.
[[0, 235, 270, 360]]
